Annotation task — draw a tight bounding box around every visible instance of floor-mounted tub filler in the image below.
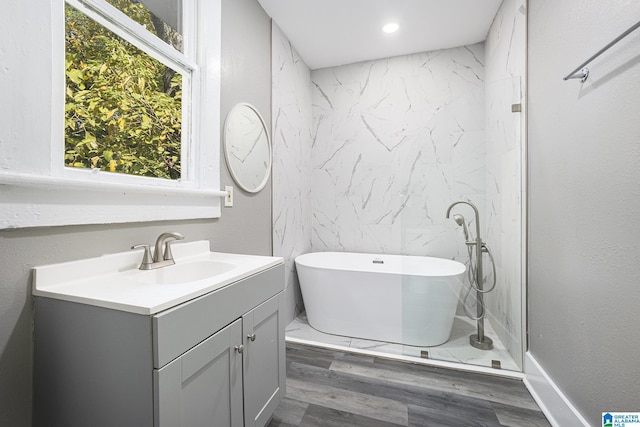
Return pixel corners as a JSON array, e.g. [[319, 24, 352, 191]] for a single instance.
[[446, 200, 497, 350], [295, 252, 466, 347]]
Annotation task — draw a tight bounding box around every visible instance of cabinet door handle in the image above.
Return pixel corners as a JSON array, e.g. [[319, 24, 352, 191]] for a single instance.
[[234, 345, 244, 353], [247, 333, 256, 342]]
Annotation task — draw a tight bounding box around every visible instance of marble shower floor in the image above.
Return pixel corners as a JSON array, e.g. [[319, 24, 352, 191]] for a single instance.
[[286, 313, 521, 372]]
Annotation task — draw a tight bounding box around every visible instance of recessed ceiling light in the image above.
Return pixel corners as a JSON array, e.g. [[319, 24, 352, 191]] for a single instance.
[[382, 22, 399, 34]]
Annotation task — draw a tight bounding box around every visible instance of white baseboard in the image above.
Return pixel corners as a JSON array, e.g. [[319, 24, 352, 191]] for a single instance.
[[523, 352, 591, 427]]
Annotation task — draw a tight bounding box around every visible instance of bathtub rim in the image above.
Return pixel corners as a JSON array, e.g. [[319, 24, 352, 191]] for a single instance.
[[295, 251, 466, 277]]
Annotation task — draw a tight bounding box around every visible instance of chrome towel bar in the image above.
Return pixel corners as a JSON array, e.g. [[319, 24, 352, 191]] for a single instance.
[[564, 19, 640, 82]]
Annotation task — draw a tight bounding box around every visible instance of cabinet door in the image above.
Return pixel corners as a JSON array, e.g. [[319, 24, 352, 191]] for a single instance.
[[242, 294, 285, 427], [155, 319, 243, 427]]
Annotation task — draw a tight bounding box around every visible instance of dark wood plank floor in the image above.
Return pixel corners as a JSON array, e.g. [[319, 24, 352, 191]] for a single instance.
[[268, 343, 551, 427]]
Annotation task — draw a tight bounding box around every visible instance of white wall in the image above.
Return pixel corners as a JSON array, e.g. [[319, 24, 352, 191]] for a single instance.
[[310, 45, 486, 259], [528, 0, 640, 425], [484, 0, 527, 369], [272, 23, 313, 323]]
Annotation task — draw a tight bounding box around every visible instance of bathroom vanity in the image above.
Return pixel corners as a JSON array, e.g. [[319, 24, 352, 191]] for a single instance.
[[32, 241, 285, 427]]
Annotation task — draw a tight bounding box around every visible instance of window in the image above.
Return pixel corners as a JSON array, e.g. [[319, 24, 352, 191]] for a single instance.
[[0, 0, 222, 229], [105, 0, 185, 53], [65, 1, 186, 180], [64, 0, 193, 181]]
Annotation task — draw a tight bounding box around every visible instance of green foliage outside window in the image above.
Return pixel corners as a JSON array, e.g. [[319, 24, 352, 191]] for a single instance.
[[64, 0, 183, 180]]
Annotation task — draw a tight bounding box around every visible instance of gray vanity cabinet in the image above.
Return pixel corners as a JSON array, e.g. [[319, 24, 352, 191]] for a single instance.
[[154, 294, 285, 427], [155, 319, 244, 427], [33, 263, 285, 427], [242, 295, 286, 427]]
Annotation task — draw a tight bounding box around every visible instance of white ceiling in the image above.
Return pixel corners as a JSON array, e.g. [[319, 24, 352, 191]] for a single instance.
[[257, 0, 503, 70]]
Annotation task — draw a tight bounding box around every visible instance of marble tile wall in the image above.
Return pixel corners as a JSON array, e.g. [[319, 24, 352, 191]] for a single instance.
[[484, 0, 527, 369], [271, 24, 313, 323], [310, 44, 486, 261], [273, 4, 526, 368]]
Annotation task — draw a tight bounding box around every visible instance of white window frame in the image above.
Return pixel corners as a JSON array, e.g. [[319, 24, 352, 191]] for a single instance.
[[0, 0, 223, 229]]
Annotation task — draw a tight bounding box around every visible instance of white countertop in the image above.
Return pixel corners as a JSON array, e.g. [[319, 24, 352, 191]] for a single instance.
[[32, 240, 283, 315]]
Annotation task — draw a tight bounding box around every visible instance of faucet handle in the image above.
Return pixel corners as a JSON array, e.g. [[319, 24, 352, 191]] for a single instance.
[[131, 244, 153, 269], [162, 232, 184, 260], [164, 239, 179, 261]]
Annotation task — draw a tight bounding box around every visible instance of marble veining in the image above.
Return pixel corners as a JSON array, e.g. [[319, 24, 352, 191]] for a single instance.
[[310, 44, 486, 265], [273, 4, 525, 370], [483, 0, 526, 369], [271, 23, 313, 323]]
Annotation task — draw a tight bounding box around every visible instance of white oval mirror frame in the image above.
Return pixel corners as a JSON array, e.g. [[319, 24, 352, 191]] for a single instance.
[[223, 103, 272, 193]]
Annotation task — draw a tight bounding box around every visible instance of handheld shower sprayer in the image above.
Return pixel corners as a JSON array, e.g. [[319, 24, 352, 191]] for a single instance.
[[446, 200, 496, 351], [452, 214, 470, 242]]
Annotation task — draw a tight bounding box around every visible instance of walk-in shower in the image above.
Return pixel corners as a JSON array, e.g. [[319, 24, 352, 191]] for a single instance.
[[447, 200, 497, 350], [273, 0, 526, 372]]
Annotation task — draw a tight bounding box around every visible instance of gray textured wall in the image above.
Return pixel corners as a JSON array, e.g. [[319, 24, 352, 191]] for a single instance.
[[528, 1, 640, 425], [220, 0, 273, 253], [0, 0, 272, 425]]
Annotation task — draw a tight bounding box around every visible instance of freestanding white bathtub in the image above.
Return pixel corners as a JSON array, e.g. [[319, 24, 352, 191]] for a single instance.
[[295, 252, 466, 347]]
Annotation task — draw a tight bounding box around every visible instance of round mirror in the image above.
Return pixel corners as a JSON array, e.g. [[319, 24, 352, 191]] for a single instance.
[[223, 103, 272, 193]]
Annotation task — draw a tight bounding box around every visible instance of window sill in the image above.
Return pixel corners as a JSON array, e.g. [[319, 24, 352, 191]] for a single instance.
[[0, 171, 225, 229]]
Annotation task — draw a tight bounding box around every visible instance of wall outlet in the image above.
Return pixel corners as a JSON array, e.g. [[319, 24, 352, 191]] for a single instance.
[[224, 185, 233, 207]]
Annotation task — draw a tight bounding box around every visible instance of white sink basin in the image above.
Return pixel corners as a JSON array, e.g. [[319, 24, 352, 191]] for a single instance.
[[32, 240, 283, 314], [129, 260, 236, 285]]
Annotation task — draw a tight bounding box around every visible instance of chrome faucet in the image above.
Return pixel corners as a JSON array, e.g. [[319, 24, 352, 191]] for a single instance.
[[132, 232, 184, 270]]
